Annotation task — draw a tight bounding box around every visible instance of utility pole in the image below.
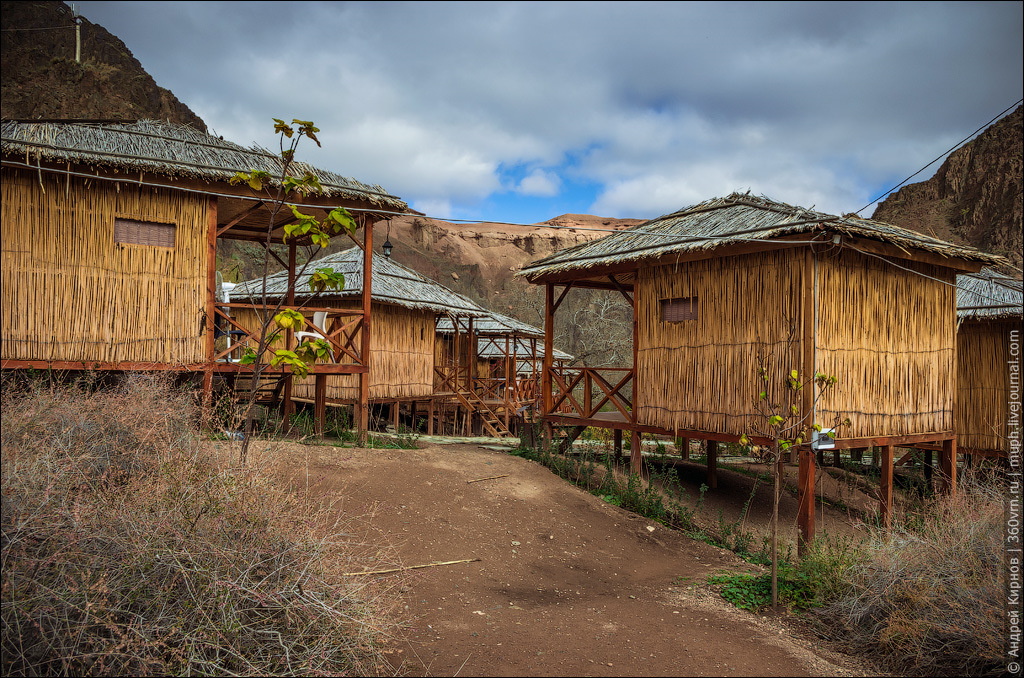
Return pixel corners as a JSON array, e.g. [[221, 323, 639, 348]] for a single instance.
[[72, 4, 82, 64]]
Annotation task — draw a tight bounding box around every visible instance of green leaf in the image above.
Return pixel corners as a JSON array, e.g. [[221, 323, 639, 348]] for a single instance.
[[274, 309, 305, 331]]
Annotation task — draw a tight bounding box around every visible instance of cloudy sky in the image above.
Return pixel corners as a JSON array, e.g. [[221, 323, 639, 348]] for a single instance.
[[77, 1, 1022, 225]]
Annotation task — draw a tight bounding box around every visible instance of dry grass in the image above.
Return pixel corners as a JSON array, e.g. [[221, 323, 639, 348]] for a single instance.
[[811, 471, 1007, 676], [1, 374, 404, 676]]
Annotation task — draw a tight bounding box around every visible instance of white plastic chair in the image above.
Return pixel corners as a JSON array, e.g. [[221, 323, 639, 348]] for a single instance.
[[294, 311, 335, 361]]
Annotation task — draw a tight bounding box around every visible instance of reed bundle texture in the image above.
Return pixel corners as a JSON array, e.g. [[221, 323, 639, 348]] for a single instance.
[[814, 250, 955, 438], [1, 169, 206, 364], [956, 319, 1014, 452], [636, 249, 802, 436]]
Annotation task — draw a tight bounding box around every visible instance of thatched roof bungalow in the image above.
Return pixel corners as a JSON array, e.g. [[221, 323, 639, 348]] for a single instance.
[[519, 192, 1008, 543], [1, 119, 408, 434], [232, 248, 487, 424], [955, 268, 1023, 456]]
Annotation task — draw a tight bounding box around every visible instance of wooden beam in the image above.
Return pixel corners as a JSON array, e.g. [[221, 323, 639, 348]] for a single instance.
[[217, 200, 265, 237], [844, 236, 985, 274], [679, 437, 690, 461], [607, 274, 633, 307], [879, 444, 894, 528], [552, 282, 574, 313]]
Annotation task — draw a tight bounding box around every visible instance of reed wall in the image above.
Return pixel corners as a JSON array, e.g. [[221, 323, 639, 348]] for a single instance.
[[1, 169, 208, 364], [231, 300, 435, 401], [956, 319, 1014, 452], [635, 249, 803, 436], [814, 250, 955, 438]]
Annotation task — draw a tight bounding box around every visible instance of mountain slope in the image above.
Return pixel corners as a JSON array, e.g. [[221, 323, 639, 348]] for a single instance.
[[1, 1, 204, 128], [872, 105, 1022, 269]]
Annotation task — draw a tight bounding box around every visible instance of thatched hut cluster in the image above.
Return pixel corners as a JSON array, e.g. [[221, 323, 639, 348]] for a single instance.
[[519, 192, 1009, 544]]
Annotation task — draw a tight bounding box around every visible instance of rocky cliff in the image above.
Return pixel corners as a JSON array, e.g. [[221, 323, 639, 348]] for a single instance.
[[1, 1, 205, 128], [872, 105, 1022, 269]]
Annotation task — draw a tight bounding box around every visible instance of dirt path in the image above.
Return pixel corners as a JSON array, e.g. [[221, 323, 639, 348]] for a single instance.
[[244, 440, 871, 677]]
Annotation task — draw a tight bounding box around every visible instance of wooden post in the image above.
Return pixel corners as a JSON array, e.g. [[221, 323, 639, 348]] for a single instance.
[[940, 437, 957, 495], [630, 277, 643, 477], [800, 247, 814, 465], [614, 428, 622, 462], [203, 197, 218, 403], [680, 436, 690, 461], [282, 240, 297, 434], [315, 373, 327, 436], [797, 443, 815, 552], [542, 284, 554, 447], [358, 215, 373, 444], [924, 449, 933, 483], [879, 444, 894, 528], [832, 448, 841, 467], [706, 440, 718, 489], [392, 400, 400, 431], [852, 448, 863, 464], [428, 398, 435, 436]]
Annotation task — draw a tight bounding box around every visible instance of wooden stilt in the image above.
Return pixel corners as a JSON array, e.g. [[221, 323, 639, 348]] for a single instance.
[[428, 399, 435, 436], [630, 429, 642, 476], [358, 215, 373, 445], [614, 428, 623, 462], [797, 443, 815, 552], [392, 400, 400, 431], [281, 240, 297, 435], [924, 449, 933, 483], [314, 373, 327, 436], [940, 438, 957, 495], [706, 440, 718, 489], [204, 197, 218, 408], [680, 436, 690, 460], [832, 448, 841, 467], [879, 444, 894, 528]]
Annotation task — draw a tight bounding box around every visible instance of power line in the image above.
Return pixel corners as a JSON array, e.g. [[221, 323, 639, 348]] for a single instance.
[[1, 26, 75, 32], [855, 98, 1023, 216]]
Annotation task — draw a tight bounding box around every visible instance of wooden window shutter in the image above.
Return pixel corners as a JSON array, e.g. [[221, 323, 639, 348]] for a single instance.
[[114, 218, 176, 248], [661, 296, 698, 322]]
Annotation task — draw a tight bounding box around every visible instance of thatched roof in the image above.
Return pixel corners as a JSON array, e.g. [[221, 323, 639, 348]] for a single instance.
[[475, 337, 573, 361], [957, 268, 1023, 321], [0, 119, 407, 211], [232, 247, 487, 317], [436, 310, 545, 338], [518, 192, 1006, 280]]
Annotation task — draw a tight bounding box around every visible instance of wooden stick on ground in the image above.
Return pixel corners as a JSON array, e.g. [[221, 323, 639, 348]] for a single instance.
[[466, 474, 509, 484], [342, 558, 481, 577]]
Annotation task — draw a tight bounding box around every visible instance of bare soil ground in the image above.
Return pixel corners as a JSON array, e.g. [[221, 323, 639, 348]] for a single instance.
[[222, 439, 877, 677]]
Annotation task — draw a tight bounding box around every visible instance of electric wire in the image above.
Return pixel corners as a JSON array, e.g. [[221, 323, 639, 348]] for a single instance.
[[854, 99, 1023, 215]]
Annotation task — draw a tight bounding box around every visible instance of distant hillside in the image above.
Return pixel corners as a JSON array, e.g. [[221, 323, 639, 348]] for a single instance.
[[872, 105, 1022, 269], [1, 1, 204, 127]]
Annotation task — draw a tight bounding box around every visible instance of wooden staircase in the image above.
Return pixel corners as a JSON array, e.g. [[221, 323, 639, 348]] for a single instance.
[[227, 374, 287, 406], [452, 388, 513, 438]]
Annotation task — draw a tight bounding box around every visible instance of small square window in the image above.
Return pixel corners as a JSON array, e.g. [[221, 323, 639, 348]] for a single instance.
[[114, 218, 176, 248], [661, 296, 697, 322]]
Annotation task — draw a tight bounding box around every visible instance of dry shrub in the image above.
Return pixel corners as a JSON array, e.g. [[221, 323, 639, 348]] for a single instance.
[[811, 472, 1006, 676], [1, 375, 403, 676]]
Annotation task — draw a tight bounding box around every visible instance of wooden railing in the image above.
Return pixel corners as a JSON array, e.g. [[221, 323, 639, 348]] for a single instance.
[[548, 367, 633, 419], [211, 304, 365, 367]]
